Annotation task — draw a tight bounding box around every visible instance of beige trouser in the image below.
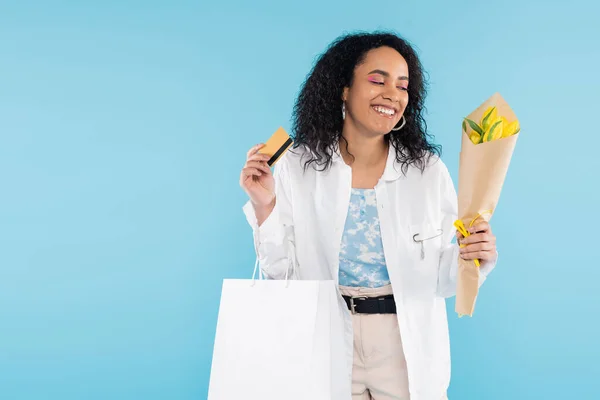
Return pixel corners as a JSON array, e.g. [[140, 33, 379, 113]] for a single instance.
[[339, 285, 448, 400]]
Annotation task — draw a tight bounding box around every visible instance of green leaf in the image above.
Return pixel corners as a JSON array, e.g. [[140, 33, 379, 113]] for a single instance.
[[465, 118, 484, 135], [462, 120, 467, 133]]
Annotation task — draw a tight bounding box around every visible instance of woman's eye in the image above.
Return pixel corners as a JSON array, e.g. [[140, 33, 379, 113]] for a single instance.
[[368, 77, 384, 85]]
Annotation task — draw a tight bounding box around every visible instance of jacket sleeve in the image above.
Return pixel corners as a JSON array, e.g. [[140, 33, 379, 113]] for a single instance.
[[436, 162, 498, 298], [242, 157, 297, 280]]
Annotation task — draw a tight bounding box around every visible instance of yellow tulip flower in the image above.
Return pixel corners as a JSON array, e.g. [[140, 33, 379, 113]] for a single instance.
[[470, 132, 481, 144], [483, 117, 504, 142], [503, 120, 520, 137], [480, 107, 498, 132]]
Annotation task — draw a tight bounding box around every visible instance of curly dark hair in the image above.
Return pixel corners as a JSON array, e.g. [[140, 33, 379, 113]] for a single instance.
[[291, 31, 441, 174]]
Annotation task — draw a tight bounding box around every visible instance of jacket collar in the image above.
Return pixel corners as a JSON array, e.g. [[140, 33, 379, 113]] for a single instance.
[[331, 139, 404, 182]]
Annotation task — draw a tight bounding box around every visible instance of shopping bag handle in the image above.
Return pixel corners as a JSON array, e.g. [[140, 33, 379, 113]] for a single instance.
[[250, 226, 295, 287], [251, 257, 264, 282], [250, 256, 292, 287]]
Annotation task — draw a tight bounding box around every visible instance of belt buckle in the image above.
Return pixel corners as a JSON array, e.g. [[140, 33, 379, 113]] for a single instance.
[[350, 296, 367, 315]]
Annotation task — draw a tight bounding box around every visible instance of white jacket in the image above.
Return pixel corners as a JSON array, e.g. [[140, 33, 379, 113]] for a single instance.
[[242, 143, 497, 400]]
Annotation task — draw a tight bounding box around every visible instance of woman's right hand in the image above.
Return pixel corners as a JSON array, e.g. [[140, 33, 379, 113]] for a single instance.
[[239, 144, 275, 207]]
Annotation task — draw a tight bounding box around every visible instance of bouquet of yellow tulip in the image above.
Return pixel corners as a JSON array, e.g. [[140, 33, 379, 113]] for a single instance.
[[454, 92, 520, 317], [463, 105, 520, 144]]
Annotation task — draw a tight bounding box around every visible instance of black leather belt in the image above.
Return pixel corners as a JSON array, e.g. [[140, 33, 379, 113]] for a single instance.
[[342, 294, 397, 314]]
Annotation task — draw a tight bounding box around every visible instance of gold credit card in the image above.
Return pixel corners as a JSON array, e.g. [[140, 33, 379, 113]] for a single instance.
[[259, 127, 293, 166]]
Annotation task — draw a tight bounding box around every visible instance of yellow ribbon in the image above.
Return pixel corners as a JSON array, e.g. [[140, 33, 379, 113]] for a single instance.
[[453, 210, 493, 268]]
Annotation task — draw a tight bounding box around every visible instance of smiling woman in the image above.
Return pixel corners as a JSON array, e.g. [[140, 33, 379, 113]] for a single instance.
[[292, 32, 440, 175], [239, 31, 498, 400]]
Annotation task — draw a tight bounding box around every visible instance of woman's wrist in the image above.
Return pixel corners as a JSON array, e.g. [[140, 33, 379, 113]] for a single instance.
[[253, 196, 276, 227]]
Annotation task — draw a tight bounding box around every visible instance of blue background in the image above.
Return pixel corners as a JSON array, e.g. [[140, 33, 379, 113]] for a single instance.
[[1, 1, 598, 399]]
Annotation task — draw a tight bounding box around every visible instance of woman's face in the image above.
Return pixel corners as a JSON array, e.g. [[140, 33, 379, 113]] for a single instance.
[[342, 46, 409, 136]]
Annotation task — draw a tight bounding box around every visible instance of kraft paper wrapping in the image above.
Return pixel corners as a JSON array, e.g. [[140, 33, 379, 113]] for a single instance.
[[455, 92, 519, 317]]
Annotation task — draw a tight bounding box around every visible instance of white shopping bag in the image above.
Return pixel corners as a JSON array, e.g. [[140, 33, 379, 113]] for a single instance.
[[207, 260, 348, 400]]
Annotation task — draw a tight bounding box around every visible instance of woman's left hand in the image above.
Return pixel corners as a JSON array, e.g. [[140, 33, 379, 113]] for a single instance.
[[456, 221, 497, 262]]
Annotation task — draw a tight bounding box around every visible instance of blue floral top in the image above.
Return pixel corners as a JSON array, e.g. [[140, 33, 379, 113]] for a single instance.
[[338, 188, 391, 287]]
